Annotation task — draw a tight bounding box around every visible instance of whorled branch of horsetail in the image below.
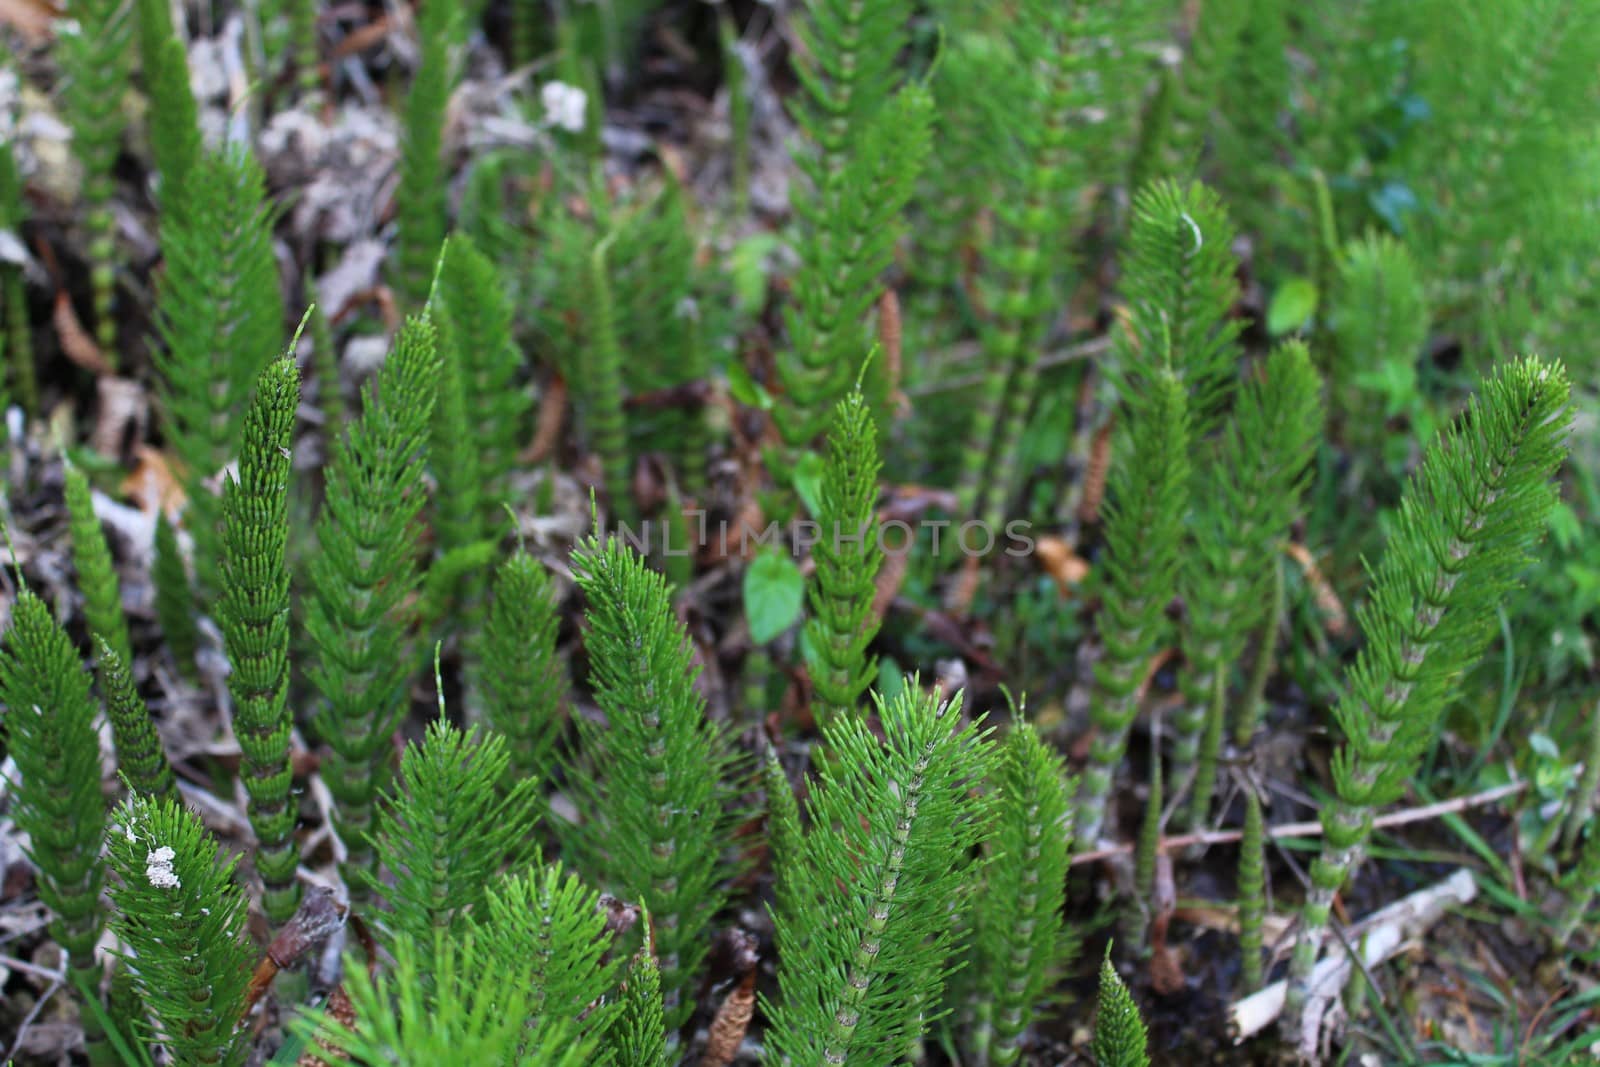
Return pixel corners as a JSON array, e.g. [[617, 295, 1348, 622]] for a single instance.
[[1282, 357, 1571, 1036], [1075, 369, 1191, 849], [972, 721, 1076, 1067]]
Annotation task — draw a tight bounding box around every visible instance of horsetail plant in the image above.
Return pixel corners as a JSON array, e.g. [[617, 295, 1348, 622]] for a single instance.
[[1102, 180, 1238, 833], [219, 356, 301, 925], [805, 386, 884, 725], [472, 861, 625, 1046], [970, 721, 1077, 1067], [1111, 180, 1242, 433], [611, 923, 669, 1066], [957, 1, 1112, 524], [435, 235, 530, 544], [1076, 370, 1191, 848], [1177, 341, 1322, 827], [0, 128, 36, 418], [65, 462, 132, 669], [96, 639, 177, 803], [764, 682, 996, 1064], [478, 549, 568, 787], [135, 0, 201, 211], [366, 718, 543, 962], [0, 591, 108, 1018], [1329, 233, 1430, 454], [296, 928, 600, 1067], [306, 314, 440, 895], [1132, 744, 1163, 934], [582, 233, 635, 523], [560, 529, 744, 1031], [1092, 948, 1151, 1067], [153, 146, 284, 594], [1238, 788, 1266, 991], [58, 0, 132, 356], [105, 793, 254, 1067], [779, 0, 930, 446], [1284, 355, 1571, 1041], [394, 0, 462, 308]]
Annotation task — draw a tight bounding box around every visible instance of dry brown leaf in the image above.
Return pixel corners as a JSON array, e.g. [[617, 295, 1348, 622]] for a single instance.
[[699, 969, 757, 1067], [1035, 535, 1090, 595], [53, 289, 112, 375], [120, 445, 187, 520], [0, 0, 57, 42], [1284, 541, 1348, 637]]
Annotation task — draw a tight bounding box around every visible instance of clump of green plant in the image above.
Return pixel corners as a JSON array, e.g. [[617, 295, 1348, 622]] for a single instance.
[[96, 638, 177, 803], [806, 387, 884, 724], [297, 927, 601, 1066], [778, 0, 931, 446], [0, 590, 108, 1018], [478, 548, 568, 786], [1328, 232, 1430, 467], [152, 146, 285, 594], [1077, 369, 1190, 848], [152, 512, 198, 678], [1286, 356, 1571, 1042], [64, 462, 133, 668], [955, 2, 1134, 523], [58, 0, 132, 355], [393, 0, 463, 308], [0, 122, 35, 419], [135, 0, 200, 211], [306, 315, 440, 894], [365, 717, 542, 959], [105, 793, 254, 1066], [969, 720, 1077, 1066], [433, 235, 530, 551], [1178, 341, 1323, 826], [765, 682, 994, 1063], [559, 530, 744, 1030]]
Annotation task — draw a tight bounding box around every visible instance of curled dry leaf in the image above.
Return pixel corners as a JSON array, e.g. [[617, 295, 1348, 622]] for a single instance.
[[1035, 535, 1090, 595], [120, 445, 187, 520], [53, 289, 111, 375]]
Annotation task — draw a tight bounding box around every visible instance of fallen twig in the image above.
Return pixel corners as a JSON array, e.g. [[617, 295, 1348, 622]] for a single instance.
[[1071, 777, 1528, 865], [1228, 866, 1477, 1046]]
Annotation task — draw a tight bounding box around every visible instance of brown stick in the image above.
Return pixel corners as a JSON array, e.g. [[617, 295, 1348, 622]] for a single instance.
[[1070, 778, 1528, 865]]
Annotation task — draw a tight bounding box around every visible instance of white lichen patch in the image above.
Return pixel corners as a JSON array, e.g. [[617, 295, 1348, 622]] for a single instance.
[[540, 82, 587, 133], [145, 846, 180, 890]]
